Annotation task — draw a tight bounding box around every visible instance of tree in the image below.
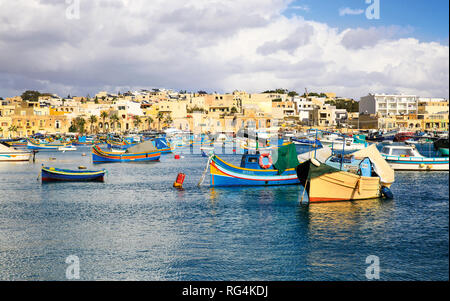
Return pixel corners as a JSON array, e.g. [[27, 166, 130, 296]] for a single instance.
[[164, 115, 173, 128], [231, 106, 238, 114], [156, 111, 165, 130], [133, 116, 142, 130], [110, 114, 120, 132], [263, 88, 288, 94], [21, 90, 41, 102], [288, 91, 298, 97], [69, 117, 86, 133], [8, 125, 18, 138], [88, 115, 98, 134], [146, 117, 154, 130], [325, 99, 359, 112], [100, 111, 109, 133]]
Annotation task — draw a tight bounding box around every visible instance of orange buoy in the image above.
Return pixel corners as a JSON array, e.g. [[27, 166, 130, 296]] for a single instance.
[[173, 173, 185, 188]]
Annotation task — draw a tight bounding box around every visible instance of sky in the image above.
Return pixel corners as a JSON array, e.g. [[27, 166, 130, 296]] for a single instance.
[[0, 0, 448, 99]]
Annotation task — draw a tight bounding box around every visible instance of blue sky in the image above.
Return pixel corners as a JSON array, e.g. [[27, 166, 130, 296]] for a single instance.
[[285, 0, 449, 44]]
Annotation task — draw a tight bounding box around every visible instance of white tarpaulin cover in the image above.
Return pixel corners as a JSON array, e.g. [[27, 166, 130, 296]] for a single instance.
[[352, 144, 395, 184]]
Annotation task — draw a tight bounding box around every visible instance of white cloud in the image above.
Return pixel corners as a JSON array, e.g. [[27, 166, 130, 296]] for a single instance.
[[0, 0, 448, 99], [339, 7, 364, 16], [291, 5, 310, 12]]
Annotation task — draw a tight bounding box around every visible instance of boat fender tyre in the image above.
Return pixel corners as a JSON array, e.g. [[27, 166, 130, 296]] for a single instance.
[[259, 153, 272, 169], [311, 158, 321, 167], [381, 186, 394, 199]]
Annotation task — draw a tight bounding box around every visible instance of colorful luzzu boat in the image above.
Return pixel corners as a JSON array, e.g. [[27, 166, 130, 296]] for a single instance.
[[92, 140, 161, 163], [3, 139, 28, 147], [72, 136, 96, 146], [380, 143, 449, 171], [0, 142, 31, 161], [296, 144, 395, 203], [41, 166, 106, 182], [106, 139, 136, 150], [152, 137, 173, 154], [27, 139, 71, 150], [209, 143, 300, 187]]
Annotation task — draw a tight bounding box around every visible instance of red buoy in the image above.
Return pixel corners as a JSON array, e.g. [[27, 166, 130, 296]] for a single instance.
[[173, 173, 185, 188], [174, 154, 180, 159]]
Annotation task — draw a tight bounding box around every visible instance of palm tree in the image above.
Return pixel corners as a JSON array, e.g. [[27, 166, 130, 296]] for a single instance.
[[146, 117, 154, 130], [156, 111, 164, 131], [100, 111, 109, 133], [0, 127, 3, 138], [133, 116, 142, 131], [164, 115, 173, 128], [110, 114, 119, 133], [89, 115, 98, 134], [8, 125, 18, 138]]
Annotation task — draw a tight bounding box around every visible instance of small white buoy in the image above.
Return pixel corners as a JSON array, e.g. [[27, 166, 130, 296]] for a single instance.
[[82, 153, 86, 156]]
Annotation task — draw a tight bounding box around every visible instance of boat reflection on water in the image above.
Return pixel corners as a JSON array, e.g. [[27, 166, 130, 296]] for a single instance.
[[300, 197, 395, 277]]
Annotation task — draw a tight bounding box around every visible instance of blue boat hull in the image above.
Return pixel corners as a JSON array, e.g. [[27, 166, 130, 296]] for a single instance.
[[41, 167, 105, 182], [92, 146, 161, 163], [210, 155, 300, 187]]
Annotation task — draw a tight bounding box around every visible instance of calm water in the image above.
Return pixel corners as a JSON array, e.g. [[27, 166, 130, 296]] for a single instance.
[[0, 144, 448, 280]]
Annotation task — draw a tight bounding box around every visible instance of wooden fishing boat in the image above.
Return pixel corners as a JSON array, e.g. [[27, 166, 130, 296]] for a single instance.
[[72, 136, 96, 146], [27, 139, 70, 150], [2, 139, 27, 147], [92, 140, 161, 163], [106, 139, 135, 150], [319, 135, 368, 151], [41, 166, 106, 182], [153, 137, 173, 154], [296, 144, 395, 203], [0, 142, 31, 161], [380, 143, 449, 171], [209, 143, 300, 187]]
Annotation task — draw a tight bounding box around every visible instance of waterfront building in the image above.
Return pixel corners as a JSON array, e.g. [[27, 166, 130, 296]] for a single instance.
[[360, 93, 418, 117]]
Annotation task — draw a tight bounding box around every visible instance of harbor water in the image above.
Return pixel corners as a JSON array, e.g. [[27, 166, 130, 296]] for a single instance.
[[0, 145, 448, 280]]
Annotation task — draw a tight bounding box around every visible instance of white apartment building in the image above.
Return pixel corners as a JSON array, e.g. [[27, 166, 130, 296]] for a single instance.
[[359, 94, 418, 117], [292, 96, 315, 122]]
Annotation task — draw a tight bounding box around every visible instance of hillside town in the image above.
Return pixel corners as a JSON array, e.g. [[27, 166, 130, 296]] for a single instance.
[[0, 89, 448, 138]]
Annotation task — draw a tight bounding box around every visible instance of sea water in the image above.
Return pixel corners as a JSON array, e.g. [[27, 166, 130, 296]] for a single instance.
[[0, 144, 448, 280]]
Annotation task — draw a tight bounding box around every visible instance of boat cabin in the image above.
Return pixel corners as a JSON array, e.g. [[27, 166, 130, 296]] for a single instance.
[[380, 145, 422, 158], [240, 152, 271, 169], [326, 155, 374, 177]]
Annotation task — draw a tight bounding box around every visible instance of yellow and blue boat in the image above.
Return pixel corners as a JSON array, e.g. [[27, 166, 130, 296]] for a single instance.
[[27, 139, 70, 150], [92, 140, 161, 163], [296, 144, 395, 203], [209, 143, 300, 187], [106, 139, 135, 150], [41, 166, 106, 182]]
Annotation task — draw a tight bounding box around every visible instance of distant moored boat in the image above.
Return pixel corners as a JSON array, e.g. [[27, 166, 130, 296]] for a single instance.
[[41, 166, 106, 182]]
